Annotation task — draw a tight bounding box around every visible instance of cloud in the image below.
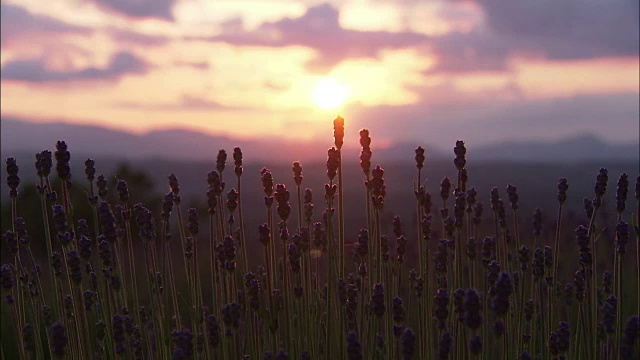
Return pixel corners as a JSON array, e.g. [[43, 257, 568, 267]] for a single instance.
[[1, 3, 168, 51], [107, 28, 171, 47], [89, 0, 176, 20], [201, 3, 428, 71], [1, 52, 148, 83], [118, 95, 246, 111], [426, 0, 639, 74], [174, 61, 209, 70], [426, 29, 511, 74], [0, 3, 91, 47], [481, 0, 639, 59]]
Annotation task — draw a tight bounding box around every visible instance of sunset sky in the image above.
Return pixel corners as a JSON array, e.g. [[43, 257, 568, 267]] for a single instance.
[[1, 0, 638, 149]]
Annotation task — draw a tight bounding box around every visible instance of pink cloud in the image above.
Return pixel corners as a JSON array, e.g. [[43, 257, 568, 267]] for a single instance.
[[426, 0, 639, 74], [0, 3, 91, 48], [200, 3, 428, 71], [88, 0, 176, 20]]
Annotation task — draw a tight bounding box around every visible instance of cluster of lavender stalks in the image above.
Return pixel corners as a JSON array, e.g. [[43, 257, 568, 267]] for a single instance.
[[1, 117, 639, 360]]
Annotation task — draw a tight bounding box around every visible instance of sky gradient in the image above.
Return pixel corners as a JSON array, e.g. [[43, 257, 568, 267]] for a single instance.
[[1, 0, 638, 150]]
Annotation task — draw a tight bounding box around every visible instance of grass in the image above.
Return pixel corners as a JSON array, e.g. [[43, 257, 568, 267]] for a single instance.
[[1, 118, 639, 359]]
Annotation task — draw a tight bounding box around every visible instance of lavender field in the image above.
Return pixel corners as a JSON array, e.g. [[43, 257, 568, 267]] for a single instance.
[[0, 117, 638, 359]]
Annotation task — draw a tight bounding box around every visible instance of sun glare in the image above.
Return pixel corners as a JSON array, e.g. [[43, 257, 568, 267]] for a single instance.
[[312, 78, 349, 110]]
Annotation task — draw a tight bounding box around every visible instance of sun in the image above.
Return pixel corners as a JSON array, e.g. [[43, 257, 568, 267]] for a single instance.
[[312, 78, 349, 110]]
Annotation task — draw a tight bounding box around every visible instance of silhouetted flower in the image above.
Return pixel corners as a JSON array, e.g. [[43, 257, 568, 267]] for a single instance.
[[438, 332, 452, 359], [359, 129, 372, 176], [206, 315, 221, 348], [593, 168, 608, 208], [615, 220, 629, 255], [532, 248, 545, 281], [233, 147, 243, 177], [116, 179, 129, 203], [434, 288, 449, 330], [275, 184, 291, 222], [327, 147, 340, 181], [6, 158, 20, 198], [371, 284, 385, 318], [37, 150, 53, 179], [334, 115, 345, 149], [415, 146, 425, 170], [518, 245, 530, 271], [293, 161, 303, 186], [454, 140, 466, 171], [401, 327, 416, 359], [346, 331, 363, 360], [355, 228, 369, 260], [473, 202, 483, 226], [172, 328, 194, 359], [492, 272, 512, 316], [575, 225, 592, 268], [216, 149, 227, 174], [369, 165, 386, 209], [48, 322, 67, 357], [97, 201, 117, 244], [67, 250, 82, 284], [532, 208, 543, 237], [222, 302, 242, 329], [557, 178, 569, 205], [620, 315, 639, 359], [54, 141, 71, 182], [0, 264, 14, 290], [549, 321, 570, 356], [440, 177, 452, 203]]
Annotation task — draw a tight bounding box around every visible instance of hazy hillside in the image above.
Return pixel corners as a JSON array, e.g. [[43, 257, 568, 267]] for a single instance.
[[471, 134, 639, 161], [2, 117, 638, 163]]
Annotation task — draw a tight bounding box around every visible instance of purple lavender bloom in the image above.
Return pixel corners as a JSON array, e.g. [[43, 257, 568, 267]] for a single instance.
[[557, 178, 569, 205], [206, 315, 221, 348], [48, 322, 67, 357], [401, 327, 416, 359], [172, 328, 194, 360], [615, 220, 629, 255], [620, 315, 639, 359], [371, 284, 385, 318], [434, 288, 449, 330], [616, 173, 629, 214], [438, 332, 452, 359], [0, 264, 14, 290], [346, 331, 363, 360]]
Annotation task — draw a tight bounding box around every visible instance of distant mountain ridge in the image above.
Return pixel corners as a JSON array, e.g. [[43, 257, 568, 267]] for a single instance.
[[470, 134, 639, 162], [0, 117, 329, 162], [1, 117, 638, 163]]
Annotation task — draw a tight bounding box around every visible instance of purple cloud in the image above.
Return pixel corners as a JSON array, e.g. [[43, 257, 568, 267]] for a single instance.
[[1, 3, 168, 51], [203, 3, 428, 70], [426, 29, 511, 74], [427, 0, 639, 73], [118, 95, 246, 111], [0, 3, 90, 47], [174, 61, 209, 70], [479, 0, 639, 59], [1, 52, 148, 83], [89, 0, 176, 20], [107, 28, 170, 47]]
